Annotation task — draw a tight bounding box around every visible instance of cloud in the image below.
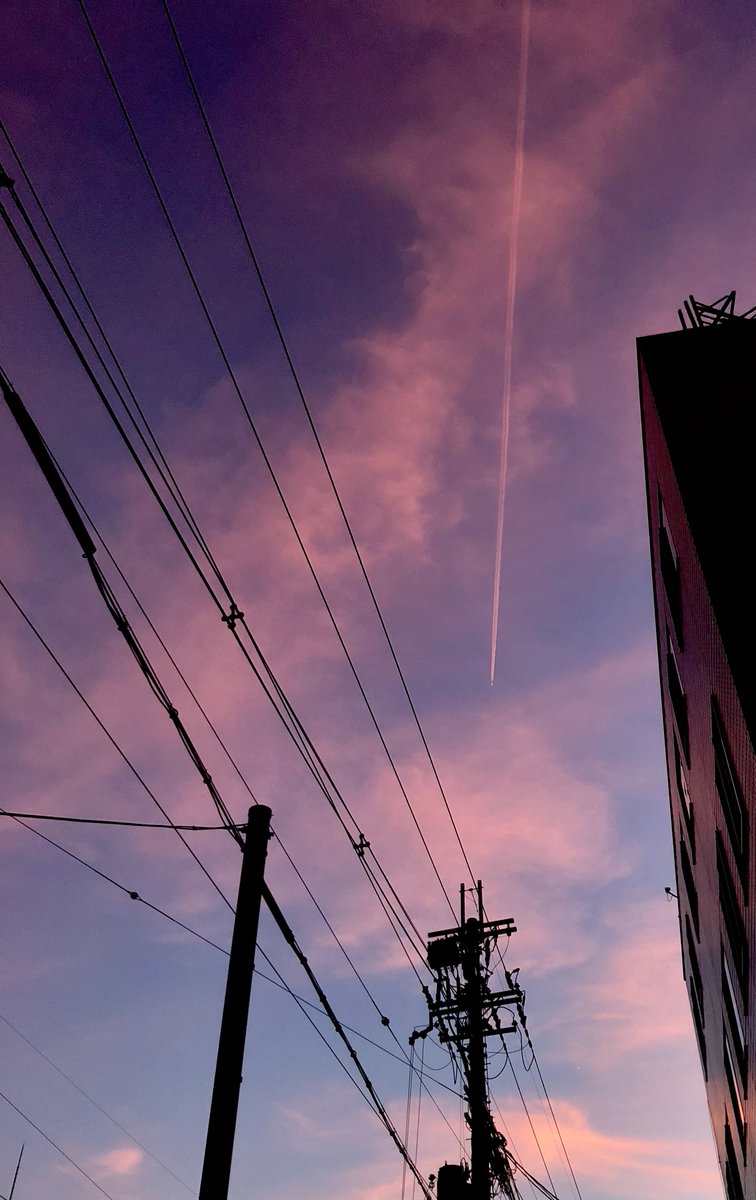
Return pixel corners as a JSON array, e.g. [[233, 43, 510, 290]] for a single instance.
[[561, 899, 693, 1063], [499, 1099, 719, 1200], [92, 1146, 144, 1177]]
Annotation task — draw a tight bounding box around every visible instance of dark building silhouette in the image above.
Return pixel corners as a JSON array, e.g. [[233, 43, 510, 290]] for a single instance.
[[639, 294, 756, 1200]]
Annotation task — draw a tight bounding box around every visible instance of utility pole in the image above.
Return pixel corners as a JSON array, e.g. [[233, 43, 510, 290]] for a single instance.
[[199, 805, 271, 1200], [420, 884, 520, 1200]]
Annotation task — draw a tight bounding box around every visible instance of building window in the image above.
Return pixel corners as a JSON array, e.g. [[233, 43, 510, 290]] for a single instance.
[[725, 1121, 745, 1200], [659, 493, 683, 646], [686, 916, 706, 1075], [667, 635, 689, 762], [680, 833, 699, 938], [718, 832, 748, 1002], [724, 1024, 747, 1154], [722, 945, 747, 1087], [712, 698, 748, 897], [675, 736, 695, 858]]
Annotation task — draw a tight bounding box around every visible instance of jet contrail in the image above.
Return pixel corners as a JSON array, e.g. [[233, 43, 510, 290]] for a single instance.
[[490, 0, 531, 686]]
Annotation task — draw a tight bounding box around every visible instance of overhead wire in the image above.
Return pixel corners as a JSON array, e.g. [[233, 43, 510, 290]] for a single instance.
[[0, 186, 431, 973], [1, 36, 496, 1185], [0, 571, 233, 913], [0, 583, 461, 1174], [1, 807, 439, 1084], [5, 801, 460, 1184], [1, 805, 229, 955], [505, 1059, 558, 1200], [0, 409, 432, 1054], [71, 0, 457, 921], [158, 0, 477, 893], [262, 883, 435, 1200], [498, 960, 583, 1200], [0, 547, 427, 1000], [527, 1055, 582, 1200], [0, 811, 238, 830], [410, 1036, 425, 1200], [401, 1041, 416, 1200], [0, 225, 430, 977], [0, 1012, 194, 1195], [0, 1090, 116, 1200]]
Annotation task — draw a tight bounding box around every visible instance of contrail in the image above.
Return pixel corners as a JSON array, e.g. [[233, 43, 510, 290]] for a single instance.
[[490, 0, 531, 686]]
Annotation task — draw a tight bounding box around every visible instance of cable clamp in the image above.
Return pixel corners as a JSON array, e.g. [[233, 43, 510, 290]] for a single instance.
[[353, 832, 370, 858], [221, 602, 244, 631]]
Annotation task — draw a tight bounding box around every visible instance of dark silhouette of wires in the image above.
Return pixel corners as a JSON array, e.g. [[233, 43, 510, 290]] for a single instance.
[[0, 174, 433, 965], [0, 572, 233, 913], [158, 0, 477, 892], [0, 1090, 116, 1200], [5, 800, 451, 1190], [68, 0, 459, 918], [0, 576, 461, 1170]]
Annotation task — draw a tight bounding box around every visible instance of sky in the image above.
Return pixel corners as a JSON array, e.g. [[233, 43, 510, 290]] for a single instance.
[[2, 1, 755, 1198]]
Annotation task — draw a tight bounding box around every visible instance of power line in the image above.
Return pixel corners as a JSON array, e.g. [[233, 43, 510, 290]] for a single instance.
[[499, 964, 583, 1200], [1, 128, 469, 1182], [0, 1013, 195, 1194], [0, 1090, 116, 1200], [0, 811, 238, 829], [2, 806, 230, 954], [0, 342, 431, 974], [506, 1059, 558, 1200], [0, 571, 233, 914], [0, 164, 435, 983], [263, 883, 434, 1200], [72, 0, 458, 918], [0, 598, 458, 1168], [159, 0, 477, 893], [14, 416, 426, 1041], [6, 803, 464, 1127]]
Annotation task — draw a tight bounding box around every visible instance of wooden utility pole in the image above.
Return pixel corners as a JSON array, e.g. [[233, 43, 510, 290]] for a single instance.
[[199, 805, 271, 1200]]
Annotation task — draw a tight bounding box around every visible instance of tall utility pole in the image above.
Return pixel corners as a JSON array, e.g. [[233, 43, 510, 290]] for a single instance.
[[421, 884, 520, 1200], [199, 805, 271, 1200]]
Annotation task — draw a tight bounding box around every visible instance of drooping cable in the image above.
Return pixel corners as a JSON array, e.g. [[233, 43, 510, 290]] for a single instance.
[[500, 964, 583, 1200], [263, 884, 434, 1200], [71, 0, 458, 917], [0, 210, 429, 967], [158, 0, 477, 893], [0, 572, 232, 912], [0, 811, 237, 830], [6, 800, 464, 1173], [1, 805, 229, 954], [506, 1059, 558, 1200], [1, 420, 456, 1171], [0, 356, 428, 974]]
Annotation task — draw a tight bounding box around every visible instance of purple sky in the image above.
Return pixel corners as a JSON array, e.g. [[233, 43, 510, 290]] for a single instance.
[[2, 1, 753, 1197]]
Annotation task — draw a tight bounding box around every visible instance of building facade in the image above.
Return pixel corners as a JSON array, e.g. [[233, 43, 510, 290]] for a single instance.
[[639, 301, 756, 1200]]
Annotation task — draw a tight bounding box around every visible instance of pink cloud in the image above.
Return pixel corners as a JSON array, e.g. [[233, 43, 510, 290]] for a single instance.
[[498, 1099, 719, 1200], [92, 1146, 143, 1177]]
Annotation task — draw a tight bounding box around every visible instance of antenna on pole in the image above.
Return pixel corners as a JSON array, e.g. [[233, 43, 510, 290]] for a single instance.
[[1, 1144, 24, 1200]]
